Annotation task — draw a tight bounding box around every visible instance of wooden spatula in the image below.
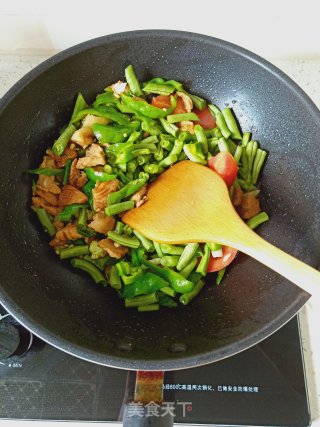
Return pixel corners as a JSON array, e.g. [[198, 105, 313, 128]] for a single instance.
[[122, 160, 320, 295]]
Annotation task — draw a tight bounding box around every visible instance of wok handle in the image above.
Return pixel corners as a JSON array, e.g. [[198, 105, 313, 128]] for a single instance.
[[122, 371, 173, 427]]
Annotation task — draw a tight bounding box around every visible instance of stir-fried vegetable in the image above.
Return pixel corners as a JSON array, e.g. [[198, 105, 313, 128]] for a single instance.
[[29, 65, 269, 311]]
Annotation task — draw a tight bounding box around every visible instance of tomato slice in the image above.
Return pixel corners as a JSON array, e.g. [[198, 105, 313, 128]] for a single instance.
[[207, 246, 238, 272], [193, 106, 216, 129], [208, 151, 238, 187], [151, 95, 171, 109]]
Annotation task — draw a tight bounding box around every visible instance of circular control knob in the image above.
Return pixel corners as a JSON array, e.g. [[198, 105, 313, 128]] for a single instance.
[[0, 319, 33, 360]]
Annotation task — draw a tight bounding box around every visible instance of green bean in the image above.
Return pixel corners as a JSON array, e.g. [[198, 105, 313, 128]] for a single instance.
[[215, 113, 231, 140], [70, 92, 88, 122], [116, 261, 131, 276], [208, 103, 221, 117], [216, 268, 226, 285], [127, 159, 137, 173], [107, 230, 140, 248], [179, 257, 198, 278], [245, 141, 253, 171], [123, 224, 133, 236], [133, 230, 154, 252], [160, 286, 176, 297], [178, 131, 192, 142], [218, 137, 230, 153], [238, 170, 249, 186], [125, 64, 143, 97], [154, 144, 164, 161], [160, 256, 180, 267], [138, 304, 159, 312], [141, 135, 159, 144], [158, 293, 177, 308], [188, 272, 203, 284], [141, 120, 162, 136], [144, 163, 161, 174], [52, 124, 76, 156], [208, 137, 219, 153], [233, 145, 242, 165], [160, 137, 174, 151], [77, 208, 96, 237], [131, 249, 141, 267], [196, 244, 211, 276], [242, 132, 251, 147], [160, 243, 184, 255], [142, 82, 175, 95], [108, 178, 146, 205], [204, 129, 217, 138], [128, 143, 157, 153], [59, 245, 90, 260], [194, 124, 208, 154], [213, 127, 223, 138], [71, 258, 107, 286], [138, 171, 149, 181], [252, 149, 267, 184], [154, 242, 164, 258], [103, 164, 113, 174], [110, 265, 121, 289], [159, 118, 179, 137], [238, 179, 257, 192], [222, 108, 242, 140], [179, 279, 205, 305], [246, 211, 269, 230], [176, 243, 199, 271], [132, 148, 151, 158], [117, 170, 131, 184], [105, 200, 134, 216], [240, 145, 249, 172], [158, 154, 178, 168], [226, 138, 237, 155], [83, 255, 114, 271], [137, 154, 152, 165], [115, 221, 124, 234], [169, 139, 184, 157], [34, 207, 56, 237], [167, 112, 199, 123], [248, 140, 258, 171], [125, 292, 159, 307]]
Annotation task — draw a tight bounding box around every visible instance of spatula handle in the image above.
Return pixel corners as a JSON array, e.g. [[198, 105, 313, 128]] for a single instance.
[[238, 232, 319, 296]]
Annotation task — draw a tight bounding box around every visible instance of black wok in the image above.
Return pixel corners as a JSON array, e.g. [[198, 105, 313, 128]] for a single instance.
[[0, 30, 319, 371]]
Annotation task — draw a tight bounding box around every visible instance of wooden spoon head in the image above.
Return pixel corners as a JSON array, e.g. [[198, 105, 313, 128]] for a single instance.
[[122, 160, 243, 245]]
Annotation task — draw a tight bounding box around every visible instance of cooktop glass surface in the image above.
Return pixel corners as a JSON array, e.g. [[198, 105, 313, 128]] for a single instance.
[[0, 304, 309, 427]]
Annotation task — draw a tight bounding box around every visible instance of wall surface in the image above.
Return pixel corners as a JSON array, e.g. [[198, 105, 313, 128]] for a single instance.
[[1, 0, 320, 59]]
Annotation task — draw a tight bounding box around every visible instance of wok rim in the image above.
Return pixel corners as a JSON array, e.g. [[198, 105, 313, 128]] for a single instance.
[[0, 29, 315, 370]]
